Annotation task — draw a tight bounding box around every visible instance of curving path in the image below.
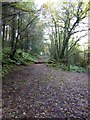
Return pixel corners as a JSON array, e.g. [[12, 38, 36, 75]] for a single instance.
[[2, 60, 89, 119]]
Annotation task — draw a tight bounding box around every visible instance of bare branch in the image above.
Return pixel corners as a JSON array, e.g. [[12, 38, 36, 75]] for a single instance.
[[20, 15, 38, 33], [58, 16, 66, 22], [68, 34, 87, 54], [71, 29, 88, 35]]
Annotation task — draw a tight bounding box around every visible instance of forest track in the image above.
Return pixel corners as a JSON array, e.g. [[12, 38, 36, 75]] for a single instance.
[[35, 55, 53, 64], [2, 62, 89, 119]]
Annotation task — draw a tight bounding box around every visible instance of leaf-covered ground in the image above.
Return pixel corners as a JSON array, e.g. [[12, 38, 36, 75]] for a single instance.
[[2, 62, 89, 119]]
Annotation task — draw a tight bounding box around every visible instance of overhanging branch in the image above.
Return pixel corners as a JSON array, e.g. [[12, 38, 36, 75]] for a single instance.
[[20, 15, 38, 33]]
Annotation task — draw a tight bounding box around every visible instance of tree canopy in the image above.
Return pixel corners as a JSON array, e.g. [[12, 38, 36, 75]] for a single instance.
[[1, 0, 90, 75]]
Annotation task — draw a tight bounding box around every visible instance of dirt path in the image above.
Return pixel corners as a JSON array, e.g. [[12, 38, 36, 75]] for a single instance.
[[2, 62, 89, 119]]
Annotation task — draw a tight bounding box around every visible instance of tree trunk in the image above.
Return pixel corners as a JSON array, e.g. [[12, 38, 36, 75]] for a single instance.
[[10, 12, 16, 59], [54, 21, 58, 61], [2, 22, 5, 49]]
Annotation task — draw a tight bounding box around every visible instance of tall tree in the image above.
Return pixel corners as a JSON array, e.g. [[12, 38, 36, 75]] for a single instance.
[[2, 1, 43, 59], [42, 1, 89, 64]]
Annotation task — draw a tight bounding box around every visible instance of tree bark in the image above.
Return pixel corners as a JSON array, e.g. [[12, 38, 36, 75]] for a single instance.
[[2, 22, 5, 49]]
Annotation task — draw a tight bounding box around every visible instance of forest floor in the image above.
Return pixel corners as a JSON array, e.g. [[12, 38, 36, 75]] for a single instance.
[[2, 56, 89, 119]]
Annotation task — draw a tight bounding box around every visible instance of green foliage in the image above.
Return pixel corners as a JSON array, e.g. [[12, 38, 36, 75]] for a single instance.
[[43, 1, 88, 67], [47, 62, 86, 73], [17, 50, 39, 63], [2, 49, 12, 75], [2, 64, 12, 76], [2, 48, 11, 65], [13, 0, 35, 12], [47, 63, 68, 71], [2, 48, 39, 76], [69, 65, 86, 73]]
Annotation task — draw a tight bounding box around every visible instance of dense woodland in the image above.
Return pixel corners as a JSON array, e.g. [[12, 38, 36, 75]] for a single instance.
[[1, 1, 90, 119], [1, 0, 90, 76]]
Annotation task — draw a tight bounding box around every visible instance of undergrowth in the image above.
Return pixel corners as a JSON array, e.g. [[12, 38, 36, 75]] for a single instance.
[[47, 62, 86, 73], [2, 48, 39, 77]]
